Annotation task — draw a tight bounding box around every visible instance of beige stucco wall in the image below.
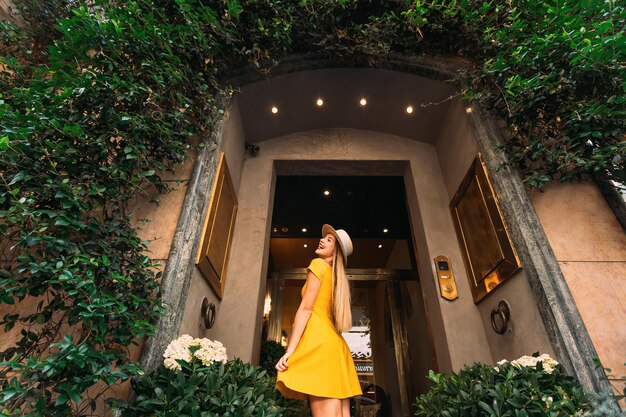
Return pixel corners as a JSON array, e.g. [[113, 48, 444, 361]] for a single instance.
[[530, 182, 626, 390], [436, 100, 555, 364], [209, 127, 496, 370], [179, 100, 247, 337], [0, 0, 16, 21]]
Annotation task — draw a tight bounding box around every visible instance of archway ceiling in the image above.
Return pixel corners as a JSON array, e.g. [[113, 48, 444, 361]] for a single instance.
[[236, 68, 457, 143]]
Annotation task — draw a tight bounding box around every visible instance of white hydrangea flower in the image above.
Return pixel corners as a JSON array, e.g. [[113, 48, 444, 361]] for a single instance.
[[495, 354, 559, 374], [163, 334, 228, 371]]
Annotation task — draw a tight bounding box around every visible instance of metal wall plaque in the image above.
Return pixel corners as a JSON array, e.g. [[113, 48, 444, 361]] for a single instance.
[[450, 153, 521, 303], [196, 153, 238, 299]]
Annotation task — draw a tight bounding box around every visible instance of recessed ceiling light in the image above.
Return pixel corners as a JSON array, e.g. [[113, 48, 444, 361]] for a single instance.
[[316, 98, 324, 106], [383, 228, 388, 233], [271, 106, 278, 114], [304, 244, 308, 248], [302, 228, 307, 232], [378, 244, 383, 248], [406, 106, 414, 114], [323, 190, 330, 196], [359, 98, 367, 106]]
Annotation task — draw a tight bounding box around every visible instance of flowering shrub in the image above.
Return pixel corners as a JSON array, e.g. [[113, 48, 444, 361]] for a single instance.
[[163, 334, 227, 371], [120, 337, 284, 417], [415, 354, 592, 416]]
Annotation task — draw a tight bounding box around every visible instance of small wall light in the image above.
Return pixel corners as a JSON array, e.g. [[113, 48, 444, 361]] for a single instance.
[[378, 244, 383, 249], [316, 98, 324, 107], [383, 228, 388, 233], [406, 106, 414, 114], [304, 244, 308, 248], [359, 98, 367, 106], [302, 228, 307, 232], [271, 106, 279, 114], [323, 190, 330, 196]]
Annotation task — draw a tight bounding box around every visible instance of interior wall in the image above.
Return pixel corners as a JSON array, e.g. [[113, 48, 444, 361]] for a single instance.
[[530, 182, 626, 392], [210, 127, 493, 368], [384, 240, 412, 269], [402, 280, 436, 395], [435, 100, 555, 363], [370, 281, 402, 417]]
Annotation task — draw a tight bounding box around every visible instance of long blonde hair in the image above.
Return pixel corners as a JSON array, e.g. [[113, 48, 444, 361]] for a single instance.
[[331, 247, 352, 333]]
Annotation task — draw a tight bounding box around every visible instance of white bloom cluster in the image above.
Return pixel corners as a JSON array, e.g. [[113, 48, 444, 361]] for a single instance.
[[497, 353, 559, 374], [163, 334, 228, 371]]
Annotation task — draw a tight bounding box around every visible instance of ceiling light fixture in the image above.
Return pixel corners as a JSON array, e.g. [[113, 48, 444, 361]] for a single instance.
[[406, 106, 414, 114], [323, 190, 330, 196], [383, 228, 388, 233], [304, 244, 308, 248], [378, 244, 383, 248], [271, 106, 278, 114], [302, 228, 307, 232], [359, 98, 367, 106], [316, 98, 324, 106]]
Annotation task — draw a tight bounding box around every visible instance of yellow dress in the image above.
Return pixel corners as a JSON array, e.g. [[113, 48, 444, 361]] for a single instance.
[[276, 258, 362, 400]]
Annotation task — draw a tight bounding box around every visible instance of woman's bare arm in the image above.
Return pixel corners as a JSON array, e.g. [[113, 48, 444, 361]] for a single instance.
[[275, 270, 321, 371]]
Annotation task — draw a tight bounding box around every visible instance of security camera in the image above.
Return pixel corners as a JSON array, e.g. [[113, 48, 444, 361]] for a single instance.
[[245, 142, 261, 156]]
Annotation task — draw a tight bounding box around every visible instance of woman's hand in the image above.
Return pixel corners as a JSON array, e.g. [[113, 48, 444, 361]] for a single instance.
[[275, 351, 293, 372]]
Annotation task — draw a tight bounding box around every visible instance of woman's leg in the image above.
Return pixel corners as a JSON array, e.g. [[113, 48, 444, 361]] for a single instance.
[[309, 395, 342, 417], [341, 398, 350, 417]]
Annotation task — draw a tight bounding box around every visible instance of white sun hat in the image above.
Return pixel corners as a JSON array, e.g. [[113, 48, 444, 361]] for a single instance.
[[322, 224, 353, 266]]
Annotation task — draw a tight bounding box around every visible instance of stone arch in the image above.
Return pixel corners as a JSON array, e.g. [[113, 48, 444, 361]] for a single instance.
[[140, 55, 609, 393]]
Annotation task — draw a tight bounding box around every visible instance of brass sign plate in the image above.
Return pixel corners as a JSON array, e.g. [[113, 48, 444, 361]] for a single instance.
[[434, 255, 458, 301], [450, 153, 521, 303]]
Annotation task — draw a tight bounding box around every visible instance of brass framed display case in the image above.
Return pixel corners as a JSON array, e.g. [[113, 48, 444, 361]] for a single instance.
[[450, 153, 521, 303], [196, 153, 238, 299]]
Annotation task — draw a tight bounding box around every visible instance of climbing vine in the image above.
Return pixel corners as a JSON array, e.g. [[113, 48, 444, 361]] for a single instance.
[[0, 0, 623, 415]]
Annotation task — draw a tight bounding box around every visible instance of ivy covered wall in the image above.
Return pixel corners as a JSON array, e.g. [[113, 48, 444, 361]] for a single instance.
[[0, 0, 623, 415]]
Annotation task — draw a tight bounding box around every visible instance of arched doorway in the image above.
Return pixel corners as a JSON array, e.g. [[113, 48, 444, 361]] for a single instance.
[[140, 60, 609, 406]]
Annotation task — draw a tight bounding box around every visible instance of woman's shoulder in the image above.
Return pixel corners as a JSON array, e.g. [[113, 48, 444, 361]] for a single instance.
[[307, 258, 331, 280], [308, 257, 331, 268]]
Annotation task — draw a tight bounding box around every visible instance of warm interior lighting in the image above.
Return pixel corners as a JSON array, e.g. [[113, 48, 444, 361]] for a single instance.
[[304, 244, 308, 248], [302, 228, 307, 232], [263, 293, 272, 317], [359, 98, 367, 106], [465, 107, 473, 113], [383, 228, 388, 233], [323, 190, 330, 196], [271, 106, 278, 114], [378, 244, 383, 248], [316, 98, 324, 106], [406, 106, 414, 114]]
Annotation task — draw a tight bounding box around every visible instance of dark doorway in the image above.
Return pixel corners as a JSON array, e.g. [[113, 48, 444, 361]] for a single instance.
[[263, 176, 437, 417]]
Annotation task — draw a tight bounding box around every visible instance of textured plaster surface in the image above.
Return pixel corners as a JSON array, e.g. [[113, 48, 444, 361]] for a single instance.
[[437, 101, 554, 364], [530, 182, 626, 387]]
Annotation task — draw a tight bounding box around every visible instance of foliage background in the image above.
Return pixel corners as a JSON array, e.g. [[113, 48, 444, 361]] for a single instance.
[[0, 0, 624, 415], [414, 361, 591, 416]]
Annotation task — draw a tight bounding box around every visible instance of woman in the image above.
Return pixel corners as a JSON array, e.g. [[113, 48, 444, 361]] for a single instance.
[[275, 224, 362, 417]]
